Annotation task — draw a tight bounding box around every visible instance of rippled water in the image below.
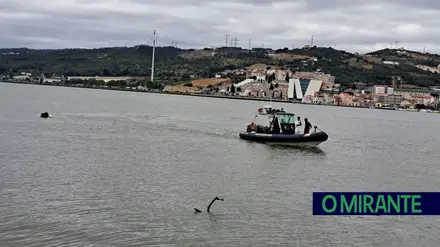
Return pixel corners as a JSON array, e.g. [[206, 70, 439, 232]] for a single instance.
[[1, 83, 440, 246]]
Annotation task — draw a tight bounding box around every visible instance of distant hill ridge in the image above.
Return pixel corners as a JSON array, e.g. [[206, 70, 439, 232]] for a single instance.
[[1, 45, 440, 87]]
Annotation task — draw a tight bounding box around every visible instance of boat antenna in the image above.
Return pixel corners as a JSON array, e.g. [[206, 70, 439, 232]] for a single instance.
[[252, 114, 257, 123], [150, 29, 156, 82]]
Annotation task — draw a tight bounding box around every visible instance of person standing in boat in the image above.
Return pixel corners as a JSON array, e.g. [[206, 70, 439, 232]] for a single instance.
[[304, 118, 312, 134], [295, 116, 302, 134]]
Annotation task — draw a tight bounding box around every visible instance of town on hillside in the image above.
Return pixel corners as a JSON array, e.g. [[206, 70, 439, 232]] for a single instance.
[[1, 46, 440, 111], [163, 68, 439, 110]]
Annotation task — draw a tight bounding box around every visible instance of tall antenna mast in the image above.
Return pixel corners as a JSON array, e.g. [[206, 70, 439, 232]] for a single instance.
[[225, 34, 229, 47], [248, 38, 251, 50], [150, 29, 156, 82], [232, 37, 239, 47], [311, 36, 314, 46]]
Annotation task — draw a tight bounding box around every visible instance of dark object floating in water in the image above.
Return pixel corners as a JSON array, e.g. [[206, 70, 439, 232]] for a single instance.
[[40, 112, 49, 118], [194, 196, 224, 213], [240, 109, 329, 148]]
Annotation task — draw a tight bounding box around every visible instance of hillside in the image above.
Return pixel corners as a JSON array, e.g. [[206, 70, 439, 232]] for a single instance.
[[1, 45, 440, 87]]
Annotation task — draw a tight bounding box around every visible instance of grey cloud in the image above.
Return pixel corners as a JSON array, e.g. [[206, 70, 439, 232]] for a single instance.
[[0, 0, 440, 53]]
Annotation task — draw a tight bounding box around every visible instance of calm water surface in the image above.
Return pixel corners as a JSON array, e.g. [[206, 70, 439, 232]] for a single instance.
[[1, 83, 440, 247]]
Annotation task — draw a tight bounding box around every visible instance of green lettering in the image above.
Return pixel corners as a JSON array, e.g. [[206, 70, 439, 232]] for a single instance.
[[411, 195, 422, 213], [363, 195, 374, 213], [359, 193, 362, 213], [322, 195, 337, 213], [387, 195, 400, 213], [341, 195, 356, 213], [375, 195, 388, 213], [401, 195, 411, 213]]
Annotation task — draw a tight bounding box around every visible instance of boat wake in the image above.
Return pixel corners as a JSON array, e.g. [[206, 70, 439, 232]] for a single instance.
[[156, 123, 238, 140], [267, 144, 326, 155]]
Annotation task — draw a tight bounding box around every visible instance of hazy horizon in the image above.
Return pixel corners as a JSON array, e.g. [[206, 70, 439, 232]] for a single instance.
[[1, 0, 440, 54]]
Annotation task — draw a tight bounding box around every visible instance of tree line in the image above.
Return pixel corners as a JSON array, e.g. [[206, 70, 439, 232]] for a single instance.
[[64, 78, 165, 89]]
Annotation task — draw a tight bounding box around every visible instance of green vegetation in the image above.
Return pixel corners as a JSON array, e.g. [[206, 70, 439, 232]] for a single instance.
[[1, 46, 440, 87], [65, 77, 164, 89]]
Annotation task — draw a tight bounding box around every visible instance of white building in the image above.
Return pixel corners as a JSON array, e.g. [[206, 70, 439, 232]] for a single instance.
[[12, 75, 30, 80], [288, 78, 323, 100], [372, 85, 394, 95], [383, 61, 399, 66]]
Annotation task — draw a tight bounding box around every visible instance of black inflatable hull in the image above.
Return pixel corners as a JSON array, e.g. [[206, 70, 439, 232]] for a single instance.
[[239, 131, 328, 147]]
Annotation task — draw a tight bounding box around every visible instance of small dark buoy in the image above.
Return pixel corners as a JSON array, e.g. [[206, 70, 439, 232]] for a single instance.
[[194, 196, 224, 213], [40, 112, 49, 118]]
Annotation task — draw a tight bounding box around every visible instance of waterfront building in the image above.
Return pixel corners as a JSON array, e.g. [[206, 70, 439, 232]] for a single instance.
[[339, 93, 353, 105], [287, 78, 323, 100], [375, 94, 403, 107], [371, 85, 394, 95]]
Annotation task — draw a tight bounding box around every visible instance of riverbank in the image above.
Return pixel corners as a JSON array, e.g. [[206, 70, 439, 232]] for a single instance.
[[2, 80, 438, 113], [188, 93, 384, 110]]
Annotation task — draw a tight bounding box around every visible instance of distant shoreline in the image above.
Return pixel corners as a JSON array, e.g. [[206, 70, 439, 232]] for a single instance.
[[1, 80, 437, 113]]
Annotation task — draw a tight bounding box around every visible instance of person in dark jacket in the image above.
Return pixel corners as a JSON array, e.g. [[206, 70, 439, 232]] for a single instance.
[[304, 118, 312, 134]]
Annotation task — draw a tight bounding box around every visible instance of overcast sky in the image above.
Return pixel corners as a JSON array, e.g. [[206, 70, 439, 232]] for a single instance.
[[1, 0, 440, 53]]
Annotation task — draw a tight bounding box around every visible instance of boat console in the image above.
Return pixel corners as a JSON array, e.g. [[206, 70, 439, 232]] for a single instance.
[[280, 123, 296, 134]]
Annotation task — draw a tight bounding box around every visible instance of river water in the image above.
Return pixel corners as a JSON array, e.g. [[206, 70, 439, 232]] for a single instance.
[[1, 83, 439, 247]]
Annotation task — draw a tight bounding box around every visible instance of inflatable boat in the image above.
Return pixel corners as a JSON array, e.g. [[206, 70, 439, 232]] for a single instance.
[[239, 131, 328, 147], [239, 111, 328, 147]]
